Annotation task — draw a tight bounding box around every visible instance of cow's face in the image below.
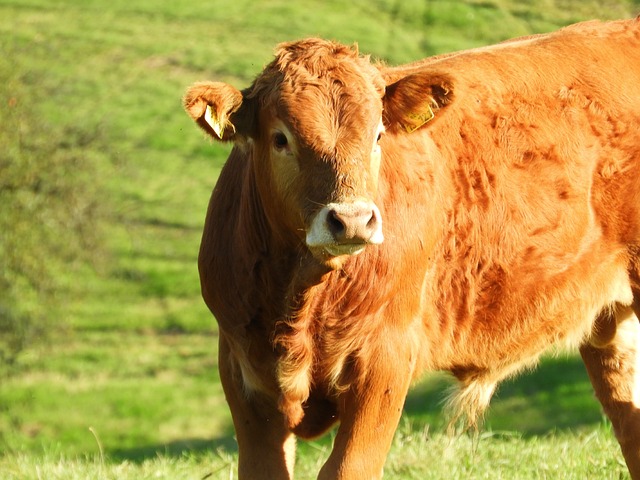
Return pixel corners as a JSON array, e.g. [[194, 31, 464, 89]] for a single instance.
[[184, 39, 453, 268], [252, 41, 387, 266]]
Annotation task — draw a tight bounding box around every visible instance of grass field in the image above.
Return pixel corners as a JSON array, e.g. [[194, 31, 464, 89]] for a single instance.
[[1, 0, 639, 478]]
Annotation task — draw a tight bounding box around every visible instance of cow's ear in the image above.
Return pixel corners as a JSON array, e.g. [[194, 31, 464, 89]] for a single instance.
[[383, 73, 454, 134], [183, 82, 255, 142]]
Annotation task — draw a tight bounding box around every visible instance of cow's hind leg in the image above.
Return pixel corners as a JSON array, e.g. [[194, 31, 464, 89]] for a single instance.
[[218, 334, 295, 480], [580, 304, 640, 479]]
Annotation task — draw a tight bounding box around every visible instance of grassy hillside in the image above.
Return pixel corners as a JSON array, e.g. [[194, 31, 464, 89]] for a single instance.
[[1, 0, 638, 478]]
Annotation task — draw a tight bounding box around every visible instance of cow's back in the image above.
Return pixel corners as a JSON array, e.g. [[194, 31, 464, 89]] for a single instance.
[[394, 19, 640, 409]]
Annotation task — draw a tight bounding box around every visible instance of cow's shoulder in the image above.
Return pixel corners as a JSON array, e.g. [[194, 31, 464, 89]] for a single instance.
[[199, 146, 270, 331]]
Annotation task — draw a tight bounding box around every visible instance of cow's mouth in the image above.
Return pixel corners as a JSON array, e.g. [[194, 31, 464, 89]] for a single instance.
[[323, 243, 367, 257], [307, 242, 371, 271]]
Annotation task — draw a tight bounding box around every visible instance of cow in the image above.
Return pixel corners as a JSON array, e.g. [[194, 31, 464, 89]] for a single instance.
[[183, 18, 640, 479]]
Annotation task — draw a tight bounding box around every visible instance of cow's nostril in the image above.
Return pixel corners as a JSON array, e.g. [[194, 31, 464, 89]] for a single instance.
[[327, 209, 347, 237], [366, 211, 378, 229]]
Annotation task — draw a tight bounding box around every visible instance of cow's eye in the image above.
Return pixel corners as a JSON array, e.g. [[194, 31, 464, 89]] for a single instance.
[[273, 132, 289, 150]]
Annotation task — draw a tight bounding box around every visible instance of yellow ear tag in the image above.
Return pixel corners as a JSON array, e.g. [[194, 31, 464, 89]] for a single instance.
[[404, 105, 435, 133], [204, 105, 225, 138]]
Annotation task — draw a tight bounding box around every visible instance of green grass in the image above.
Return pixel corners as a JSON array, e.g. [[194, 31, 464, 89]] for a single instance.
[[0, 429, 629, 479], [1, 0, 639, 477]]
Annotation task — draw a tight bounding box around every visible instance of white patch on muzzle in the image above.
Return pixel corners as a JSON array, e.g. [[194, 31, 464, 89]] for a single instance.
[[306, 200, 384, 257]]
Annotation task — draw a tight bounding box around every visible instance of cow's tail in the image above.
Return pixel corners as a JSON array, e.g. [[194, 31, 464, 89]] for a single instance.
[[444, 377, 497, 434]]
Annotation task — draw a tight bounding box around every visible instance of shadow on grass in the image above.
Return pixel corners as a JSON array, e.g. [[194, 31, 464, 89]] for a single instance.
[[109, 431, 237, 463], [403, 354, 604, 436], [111, 356, 603, 462]]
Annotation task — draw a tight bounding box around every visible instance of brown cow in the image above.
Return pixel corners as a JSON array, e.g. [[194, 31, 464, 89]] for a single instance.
[[184, 18, 640, 479]]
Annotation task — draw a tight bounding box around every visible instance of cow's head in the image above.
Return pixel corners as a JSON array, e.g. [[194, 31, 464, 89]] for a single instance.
[[184, 39, 453, 269]]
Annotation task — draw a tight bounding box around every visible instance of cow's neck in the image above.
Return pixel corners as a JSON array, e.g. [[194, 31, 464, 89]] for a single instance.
[[243, 156, 332, 321]]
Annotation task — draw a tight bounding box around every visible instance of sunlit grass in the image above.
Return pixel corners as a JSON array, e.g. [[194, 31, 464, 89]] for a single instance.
[[1, 0, 638, 477], [0, 427, 627, 479], [0, 332, 226, 456]]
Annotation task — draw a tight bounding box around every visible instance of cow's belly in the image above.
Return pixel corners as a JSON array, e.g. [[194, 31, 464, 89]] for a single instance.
[[434, 249, 634, 379], [425, 252, 635, 426]]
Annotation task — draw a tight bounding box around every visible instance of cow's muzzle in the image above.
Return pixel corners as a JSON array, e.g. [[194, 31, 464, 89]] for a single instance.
[[306, 200, 384, 257]]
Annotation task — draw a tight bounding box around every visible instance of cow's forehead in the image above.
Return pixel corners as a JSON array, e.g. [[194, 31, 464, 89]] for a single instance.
[[252, 39, 385, 157], [269, 38, 384, 90], [280, 72, 382, 156]]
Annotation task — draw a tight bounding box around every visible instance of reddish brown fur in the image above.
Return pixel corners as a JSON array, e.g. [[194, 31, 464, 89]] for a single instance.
[[184, 19, 640, 479]]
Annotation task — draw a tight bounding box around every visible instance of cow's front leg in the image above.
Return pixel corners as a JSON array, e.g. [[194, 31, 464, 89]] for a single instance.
[[218, 334, 295, 480], [318, 342, 415, 480], [580, 308, 640, 479]]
